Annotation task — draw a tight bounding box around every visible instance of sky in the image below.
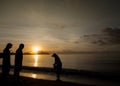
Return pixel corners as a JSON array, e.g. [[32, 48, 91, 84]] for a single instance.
[[0, 0, 120, 53]]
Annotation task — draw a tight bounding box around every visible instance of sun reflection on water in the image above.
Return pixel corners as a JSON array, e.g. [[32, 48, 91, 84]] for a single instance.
[[32, 73, 37, 78], [34, 55, 39, 67]]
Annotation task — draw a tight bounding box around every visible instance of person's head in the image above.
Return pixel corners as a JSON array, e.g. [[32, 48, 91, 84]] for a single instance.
[[19, 43, 24, 49], [51, 53, 58, 58], [6, 43, 12, 49]]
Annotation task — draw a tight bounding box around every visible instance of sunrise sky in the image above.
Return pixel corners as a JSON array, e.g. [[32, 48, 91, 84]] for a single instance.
[[0, 0, 120, 53]]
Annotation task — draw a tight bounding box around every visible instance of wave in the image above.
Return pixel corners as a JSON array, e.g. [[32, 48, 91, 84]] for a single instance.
[[0, 65, 80, 74], [12, 65, 81, 75]]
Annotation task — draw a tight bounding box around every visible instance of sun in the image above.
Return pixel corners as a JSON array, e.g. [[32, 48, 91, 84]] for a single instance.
[[33, 46, 41, 53]]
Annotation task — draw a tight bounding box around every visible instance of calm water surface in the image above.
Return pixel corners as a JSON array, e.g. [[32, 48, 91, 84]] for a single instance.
[[0, 53, 120, 72]]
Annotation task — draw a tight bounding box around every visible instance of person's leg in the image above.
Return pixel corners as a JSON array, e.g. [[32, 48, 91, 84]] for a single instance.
[[56, 71, 61, 81], [14, 70, 20, 80], [2, 68, 9, 79], [57, 74, 60, 80]]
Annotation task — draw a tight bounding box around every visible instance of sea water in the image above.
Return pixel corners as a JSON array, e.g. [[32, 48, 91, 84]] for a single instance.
[[0, 53, 120, 73], [0, 53, 120, 84]]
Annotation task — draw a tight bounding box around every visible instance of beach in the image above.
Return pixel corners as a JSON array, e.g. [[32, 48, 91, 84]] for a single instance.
[[20, 68, 120, 86], [0, 0, 120, 85], [0, 71, 120, 86], [0, 73, 86, 86], [0, 54, 120, 86], [0, 66, 120, 86]]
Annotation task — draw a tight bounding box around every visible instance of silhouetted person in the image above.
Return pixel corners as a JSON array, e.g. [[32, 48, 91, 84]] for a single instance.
[[2, 43, 12, 79], [14, 44, 24, 81], [51, 53, 62, 81]]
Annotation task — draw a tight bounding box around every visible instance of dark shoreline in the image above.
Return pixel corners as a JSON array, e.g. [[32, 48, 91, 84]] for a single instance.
[[0, 74, 83, 86], [0, 65, 120, 82]]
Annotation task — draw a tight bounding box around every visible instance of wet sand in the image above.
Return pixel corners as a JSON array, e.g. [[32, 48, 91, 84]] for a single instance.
[[0, 74, 93, 86], [0, 67, 120, 86], [0, 72, 120, 86], [20, 71, 120, 86]]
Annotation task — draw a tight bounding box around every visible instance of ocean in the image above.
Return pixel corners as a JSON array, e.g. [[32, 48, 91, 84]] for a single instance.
[[0, 53, 120, 84], [0, 53, 120, 73]]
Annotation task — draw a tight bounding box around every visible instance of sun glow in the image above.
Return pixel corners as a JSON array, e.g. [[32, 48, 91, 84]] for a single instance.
[[33, 46, 41, 53]]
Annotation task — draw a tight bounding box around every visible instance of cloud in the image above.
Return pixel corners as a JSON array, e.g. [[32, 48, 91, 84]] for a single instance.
[[74, 41, 79, 44], [83, 27, 120, 45], [102, 27, 120, 44]]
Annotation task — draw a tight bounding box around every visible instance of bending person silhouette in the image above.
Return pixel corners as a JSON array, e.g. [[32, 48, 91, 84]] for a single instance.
[[2, 43, 12, 79], [51, 53, 62, 81], [14, 44, 24, 81]]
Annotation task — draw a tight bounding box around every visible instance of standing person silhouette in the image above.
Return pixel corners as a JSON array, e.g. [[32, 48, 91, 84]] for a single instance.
[[51, 53, 62, 81], [14, 44, 24, 81], [2, 43, 12, 79]]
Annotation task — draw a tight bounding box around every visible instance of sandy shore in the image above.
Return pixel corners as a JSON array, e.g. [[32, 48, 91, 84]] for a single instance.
[[0, 74, 95, 86], [0, 73, 120, 86]]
